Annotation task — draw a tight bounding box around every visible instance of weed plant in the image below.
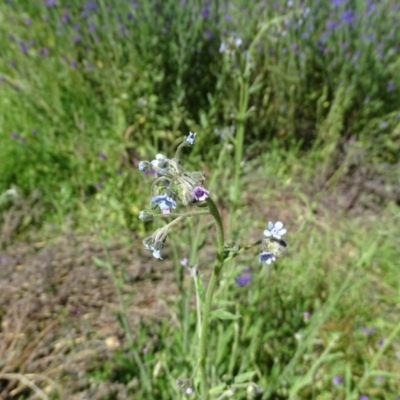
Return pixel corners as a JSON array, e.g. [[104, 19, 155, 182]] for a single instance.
[[0, 1, 400, 399], [1, 0, 400, 227]]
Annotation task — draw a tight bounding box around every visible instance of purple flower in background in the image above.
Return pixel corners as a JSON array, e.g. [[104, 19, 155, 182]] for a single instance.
[[86, 64, 94, 71], [10, 131, 19, 139], [74, 35, 81, 42], [332, 375, 343, 385], [331, 0, 347, 6], [96, 182, 103, 189], [359, 326, 376, 335], [201, 4, 210, 18], [99, 152, 107, 160], [303, 311, 310, 320], [377, 337, 384, 346], [326, 20, 337, 29], [38, 48, 49, 56], [84, 1, 98, 11], [45, 0, 56, 6], [387, 82, 395, 91], [70, 60, 77, 68], [62, 12, 70, 22], [203, 29, 214, 40], [364, 96, 371, 103], [19, 41, 28, 54], [359, 396, 369, 400], [236, 267, 251, 286], [341, 10, 355, 24], [25, 17, 32, 25]]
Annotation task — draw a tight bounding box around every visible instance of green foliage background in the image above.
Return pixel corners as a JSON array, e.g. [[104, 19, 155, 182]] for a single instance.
[[0, 0, 400, 399]]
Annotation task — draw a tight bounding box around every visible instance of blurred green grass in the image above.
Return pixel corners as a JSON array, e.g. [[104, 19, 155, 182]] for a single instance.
[[0, 0, 400, 399]]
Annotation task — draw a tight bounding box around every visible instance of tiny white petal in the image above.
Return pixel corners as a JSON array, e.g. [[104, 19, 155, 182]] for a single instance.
[[263, 230, 272, 237], [153, 249, 163, 259], [275, 221, 283, 230], [279, 228, 287, 236], [268, 221, 274, 230]]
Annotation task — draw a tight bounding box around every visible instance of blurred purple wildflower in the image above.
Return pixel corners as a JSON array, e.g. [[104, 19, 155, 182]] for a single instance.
[[19, 41, 28, 54], [332, 375, 343, 385], [38, 48, 49, 56], [331, 0, 347, 6], [303, 311, 310, 320], [387, 82, 395, 91], [236, 267, 251, 286], [96, 182, 103, 189], [45, 0, 56, 6], [84, 1, 98, 11], [74, 35, 81, 42], [201, 5, 210, 18], [10, 132, 19, 139], [25, 18, 32, 25], [62, 12, 70, 23], [359, 396, 369, 400], [359, 326, 375, 335], [70, 60, 77, 68], [341, 10, 355, 24], [99, 152, 107, 160], [326, 20, 337, 29]]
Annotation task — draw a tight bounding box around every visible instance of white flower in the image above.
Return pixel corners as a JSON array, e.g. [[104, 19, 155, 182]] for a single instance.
[[263, 221, 287, 240]]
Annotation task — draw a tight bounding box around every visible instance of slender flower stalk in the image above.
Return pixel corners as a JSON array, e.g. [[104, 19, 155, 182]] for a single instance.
[[198, 196, 225, 399]]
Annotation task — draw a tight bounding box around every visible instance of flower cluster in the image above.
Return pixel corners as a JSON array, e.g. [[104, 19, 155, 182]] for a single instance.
[[259, 221, 288, 264], [138, 133, 210, 259]]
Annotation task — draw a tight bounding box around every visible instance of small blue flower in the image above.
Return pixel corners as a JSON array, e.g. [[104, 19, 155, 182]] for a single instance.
[[264, 221, 287, 239], [259, 251, 276, 264], [236, 267, 251, 286], [151, 195, 176, 214], [193, 187, 209, 201], [186, 131, 197, 146]]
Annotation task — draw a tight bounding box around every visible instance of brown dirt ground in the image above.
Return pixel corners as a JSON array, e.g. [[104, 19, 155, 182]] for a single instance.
[[0, 233, 179, 399]]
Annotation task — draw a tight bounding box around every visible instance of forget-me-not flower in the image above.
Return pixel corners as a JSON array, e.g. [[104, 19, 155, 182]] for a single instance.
[[151, 195, 176, 214], [259, 251, 276, 264], [264, 221, 287, 240]]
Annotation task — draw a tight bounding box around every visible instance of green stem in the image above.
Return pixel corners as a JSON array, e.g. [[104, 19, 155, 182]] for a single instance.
[[198, 197, 225, 400]]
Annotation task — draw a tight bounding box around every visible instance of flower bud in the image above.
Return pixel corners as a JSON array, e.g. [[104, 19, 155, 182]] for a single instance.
[[138, 210, 154, 222]]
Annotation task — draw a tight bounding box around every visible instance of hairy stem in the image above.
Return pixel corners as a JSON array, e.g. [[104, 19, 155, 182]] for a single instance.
[[198, 197, 225, 399]]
